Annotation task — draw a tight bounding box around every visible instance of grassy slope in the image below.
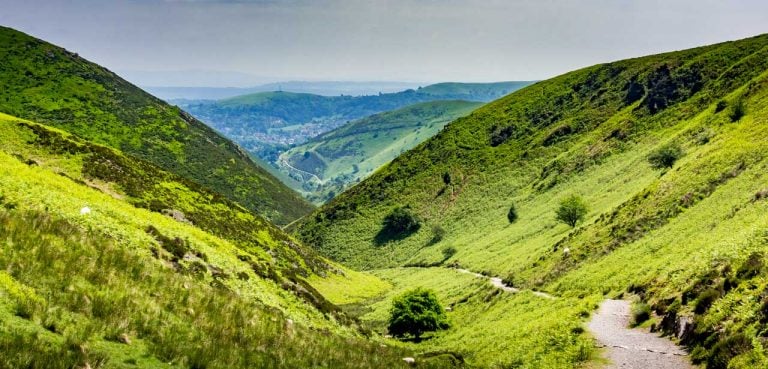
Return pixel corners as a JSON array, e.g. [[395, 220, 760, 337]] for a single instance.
[[0, 112, 457, 369], [0, 26, 312, 225], [280, 100, 483, 203], [296, 34, 768, 367]]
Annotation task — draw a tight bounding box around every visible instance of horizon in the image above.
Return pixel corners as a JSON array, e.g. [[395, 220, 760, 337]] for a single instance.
[[2, 0, 768, 87]]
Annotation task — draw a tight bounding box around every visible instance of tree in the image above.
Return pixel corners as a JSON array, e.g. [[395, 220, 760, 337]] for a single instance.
[[388, 288, 449, 340], [507, 203, 518, 223], [556, 195, 588, 227], [647, 143, 683, 169], [382, 206, 421, 234], [442, 172, 452, 186]]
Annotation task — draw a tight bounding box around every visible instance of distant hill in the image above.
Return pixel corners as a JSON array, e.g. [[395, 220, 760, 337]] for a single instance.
[[295, 34, 768, 367], [280, 100, 483, 203], [176, 81, 533, 163], [0, 26, 312, 225], [145, 81, 425, 100]]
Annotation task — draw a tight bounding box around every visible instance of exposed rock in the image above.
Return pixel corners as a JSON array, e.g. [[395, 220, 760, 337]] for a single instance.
[[402, 357, 416, 365], [161, 209, 191, 224], [117, 333, 131, 345]]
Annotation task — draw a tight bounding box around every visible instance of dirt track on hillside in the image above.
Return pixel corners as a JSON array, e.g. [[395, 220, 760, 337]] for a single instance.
[[587, 299, 694, 369]]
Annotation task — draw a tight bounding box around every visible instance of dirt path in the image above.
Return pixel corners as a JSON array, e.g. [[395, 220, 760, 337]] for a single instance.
[[454, 268, 554, 299], [587, 299, 694, 369]]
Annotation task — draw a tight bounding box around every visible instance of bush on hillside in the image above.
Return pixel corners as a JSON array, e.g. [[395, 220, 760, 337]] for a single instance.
[[442, 246, 457, 261], [555, 195, 589, 227], [694, 288, 720, 314], [429, 225, 446, 245], [631, 303, 652, 326], [647, 143, 683, 169], [729, 98, 746, 122], [507, 203, 518, 223], [382, 207, 421, 234], [388, 288, 449, 340]]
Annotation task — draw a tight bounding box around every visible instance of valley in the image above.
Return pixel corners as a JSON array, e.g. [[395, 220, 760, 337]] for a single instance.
[[1, 5, 768, 368]]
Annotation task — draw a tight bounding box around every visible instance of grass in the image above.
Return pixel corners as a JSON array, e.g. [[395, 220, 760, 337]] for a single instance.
[[296, 33, 768, 367], [0, 26, 312, 225], [0, 135, 456, 368]]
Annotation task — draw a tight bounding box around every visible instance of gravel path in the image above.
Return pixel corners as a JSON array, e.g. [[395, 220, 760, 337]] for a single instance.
[[588, 299, 694, 369], [455, 268, 554, 299]]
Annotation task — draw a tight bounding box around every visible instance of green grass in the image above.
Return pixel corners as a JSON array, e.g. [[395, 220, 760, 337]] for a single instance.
[[280, 100, 483, 203], [0, 26, 312, 225], [358, 268, 598, 368], [0, 129, 456, 368], [296, 33, 768, 367]]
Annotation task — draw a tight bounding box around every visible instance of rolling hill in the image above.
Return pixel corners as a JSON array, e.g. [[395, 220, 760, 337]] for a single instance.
[[176, 81, 532, 163], [0, 26, 312, 225], [295, 34, 768, 368], [279, 100, 483, 203]]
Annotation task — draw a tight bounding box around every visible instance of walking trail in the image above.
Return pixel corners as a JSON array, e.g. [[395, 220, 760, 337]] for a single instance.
[[587, 299, 694, 369], [454, 268, 555, 299]]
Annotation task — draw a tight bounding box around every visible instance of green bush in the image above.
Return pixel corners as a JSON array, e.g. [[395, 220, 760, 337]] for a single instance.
[[388, 288, 449, 340], [647, 142, 684, 169], [631, 303, 652, 326], [382, 206, 421, 234], [442, 246, 457, 261], [730, 98, 746, 122], [694, 288, 720, 314], [507, 203, 518, 223], [555, 195, 589, 227]]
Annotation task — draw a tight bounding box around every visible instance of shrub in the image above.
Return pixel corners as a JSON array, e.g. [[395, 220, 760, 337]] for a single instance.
[[694, 288, 720, 314], [441, 246, 457, 261], [429, 225, 446, 245], [714, 100, 728, 113], [736, 252, 763, 279], [442, 172, 452, 186], [729, 98, 746, 122], [555, 195, 589, 227], [631, 303, 652, 326], [507, 203, 518, 223], [388, 288, 449, 340], [647, 142, 683, 169], [707, 333, 752, 369], [382, 207, 421, 234]]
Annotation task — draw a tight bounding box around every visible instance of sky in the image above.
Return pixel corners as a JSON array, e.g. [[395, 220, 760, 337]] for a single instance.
[[2, 0, 768, 86]]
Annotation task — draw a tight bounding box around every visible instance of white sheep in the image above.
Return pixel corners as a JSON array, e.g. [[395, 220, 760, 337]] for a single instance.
[[80, 206, 91, 215]]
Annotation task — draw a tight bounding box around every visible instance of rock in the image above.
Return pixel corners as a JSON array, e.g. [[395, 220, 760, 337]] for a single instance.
[[402, 357, 416, 365], [161, 209, 191, 224], [445, 306, 453, 312], [563, 247, 571, 255], [118, 333, 131, 345], [80, 206, 91, 215]]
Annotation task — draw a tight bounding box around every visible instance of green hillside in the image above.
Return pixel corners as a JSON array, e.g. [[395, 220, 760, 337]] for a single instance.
[[0, 26, 312, 225], [280, 100, 483, 203], [177, 82, 532, 163], [296, 34, 768, 367], [0, 111, 467, 368]]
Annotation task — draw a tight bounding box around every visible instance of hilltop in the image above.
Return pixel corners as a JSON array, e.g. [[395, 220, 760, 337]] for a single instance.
[[296, 34, 768, 368], [0, 26, 312, 225], [280, 100, 483, 203], [176, 81, 532, 163]]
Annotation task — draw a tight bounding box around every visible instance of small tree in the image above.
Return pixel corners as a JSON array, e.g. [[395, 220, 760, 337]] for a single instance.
[[507, 203, 518, 223], [382, 207, 421, 234], [442, 172, 452, 186], [729, 97, 746, 122], [441, 246, 457, 260], [556, 195, 588, 227], [647, 143, 683, 169], [388, 288, 449, 340]]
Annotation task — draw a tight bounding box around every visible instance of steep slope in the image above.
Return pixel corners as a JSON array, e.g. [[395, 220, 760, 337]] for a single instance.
[[280, 100, 483, 203], [0, 26, 312, 225], [177, 81, 532, 162], [296, 34, 768, 368], [0, 112, 454, 369]]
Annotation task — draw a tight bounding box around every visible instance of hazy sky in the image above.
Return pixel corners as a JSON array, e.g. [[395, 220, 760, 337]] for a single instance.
[[2, 0, 768, 86]]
